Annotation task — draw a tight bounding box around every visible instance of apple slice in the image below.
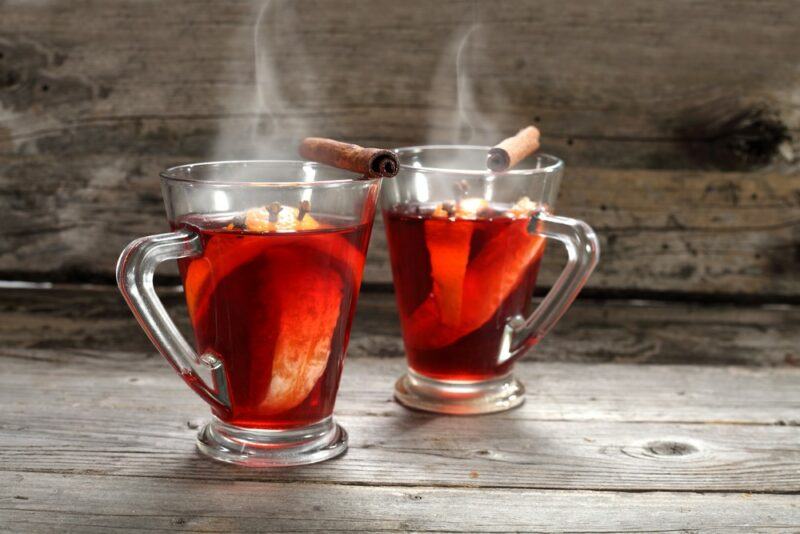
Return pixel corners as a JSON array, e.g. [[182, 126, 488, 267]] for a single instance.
[[406, 220, 545, 349], [424, 219, 473, 326]]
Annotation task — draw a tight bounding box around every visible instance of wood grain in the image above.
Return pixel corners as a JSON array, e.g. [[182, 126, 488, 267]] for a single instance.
[[0, 0, 799, 293], [2, 351, 799, 492], [1, 1, 797, 168], [0, 162, 798, 295], [3, 472, 798, 533], [2, 286, 799, 366]]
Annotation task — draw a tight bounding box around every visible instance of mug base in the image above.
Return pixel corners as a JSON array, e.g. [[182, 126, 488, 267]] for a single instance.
[[394, 369, 525, 415], [196, 416, 347, 467]]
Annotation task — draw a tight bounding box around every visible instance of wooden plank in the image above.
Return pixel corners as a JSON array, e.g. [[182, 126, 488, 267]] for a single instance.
[[4, 348, 799, 425], [370, 167, 800, 294], [1, 159, 799, 294], [1, 1, 797, 168], [2, 351, 799, 492], [0, 1, 799, 293], [1, 286, 798, 367], [2, 473, 798, 534]]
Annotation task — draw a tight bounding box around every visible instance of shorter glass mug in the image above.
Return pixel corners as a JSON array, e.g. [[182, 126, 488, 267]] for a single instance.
[[117, 161, 380, 466], [382, 146, 599, 414]]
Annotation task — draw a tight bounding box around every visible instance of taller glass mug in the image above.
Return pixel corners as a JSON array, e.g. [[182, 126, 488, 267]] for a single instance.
[[382, 146, 599, 414], [117, 161, 380, 466]]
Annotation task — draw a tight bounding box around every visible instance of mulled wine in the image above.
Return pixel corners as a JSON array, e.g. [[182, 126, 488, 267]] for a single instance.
[[175, 208, 370, 430], [384, 200, 545, 381]]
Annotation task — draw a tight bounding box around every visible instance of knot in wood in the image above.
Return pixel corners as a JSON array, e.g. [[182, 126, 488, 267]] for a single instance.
[[645, 440, 698, 457]]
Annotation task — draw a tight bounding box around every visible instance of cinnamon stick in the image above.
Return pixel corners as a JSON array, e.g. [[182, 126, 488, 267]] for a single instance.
[[299, 137, 399, 178], [486, 126, 541, 172]]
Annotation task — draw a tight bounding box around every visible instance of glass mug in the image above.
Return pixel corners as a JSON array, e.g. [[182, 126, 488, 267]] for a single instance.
[[382, 146, 599, 414], [117, 161, 380, 466]]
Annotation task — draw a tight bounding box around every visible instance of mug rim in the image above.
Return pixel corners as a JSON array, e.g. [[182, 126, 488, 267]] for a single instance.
[[393, 145, 564, 176], [160, 159, 382, 188]]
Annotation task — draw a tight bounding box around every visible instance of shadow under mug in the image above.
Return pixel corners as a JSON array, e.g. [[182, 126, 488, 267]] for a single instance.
[[381, 146, 600, 414], [117, 161, 381, 466]]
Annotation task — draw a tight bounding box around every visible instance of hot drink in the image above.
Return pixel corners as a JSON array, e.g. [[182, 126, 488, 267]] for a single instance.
[[384, 146, 598, 414], [176, 207, 370, 429], [384, 199, 544, 381]]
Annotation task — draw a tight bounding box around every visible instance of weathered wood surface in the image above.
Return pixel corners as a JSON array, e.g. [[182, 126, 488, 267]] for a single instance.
[[1, 286, 799, 366], [3, 351, 800, 488], [1, 1, 797, 168], [3, 473, 799, 534], [1, 0, 799, 294], [4, 348, 799, 425], [1, 350, 799, 532], [2, 163, 799, 296]]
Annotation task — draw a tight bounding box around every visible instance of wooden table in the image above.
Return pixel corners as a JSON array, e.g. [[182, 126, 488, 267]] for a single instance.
[[2, 289, 799, 532], [2, 1, 799, 531]]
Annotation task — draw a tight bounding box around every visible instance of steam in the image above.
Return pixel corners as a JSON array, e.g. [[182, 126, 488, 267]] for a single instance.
[[454, 24, 481, 143], [212, 3, 512, 160], [212, 0, 312, 160], [252, 1, 276, 131], [427, 23, 505, 146]]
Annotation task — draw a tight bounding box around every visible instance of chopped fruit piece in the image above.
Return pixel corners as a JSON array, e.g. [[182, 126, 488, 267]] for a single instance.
[[430, 197, 490, 220], [244, 204, 321, 233], [507, 196, 538, 218], [424, 219, 473, 326], [456, 197, 489, 218], [406, 220, 545, 349], [259, 250, 343, 414], [432, 203, 452, 218]]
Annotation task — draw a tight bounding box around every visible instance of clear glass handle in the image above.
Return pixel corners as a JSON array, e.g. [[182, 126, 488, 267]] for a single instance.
[[116, 230, 231, 411], [499, 212, 600, 364]]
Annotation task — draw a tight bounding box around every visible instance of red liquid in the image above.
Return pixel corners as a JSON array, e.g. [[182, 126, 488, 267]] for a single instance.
[[175, 216, 371, 429], [384, 205, 544, 381]]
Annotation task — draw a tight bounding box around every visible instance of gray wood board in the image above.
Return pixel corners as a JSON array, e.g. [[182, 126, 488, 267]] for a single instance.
[[1, 286, 798, 367], [1, 1, 798, 169], [1, 1, 799, 293], [3, 472, 799, 533], [1, 157, 799, 296], [2, 351, 799, 493]]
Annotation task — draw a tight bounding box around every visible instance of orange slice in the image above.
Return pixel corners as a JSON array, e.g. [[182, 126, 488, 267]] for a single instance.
[[406, 219, 545, 349], [181, 206, 368, 413], [424, 219, 473, 326], [184, 206, 363, 325], [258, 250, 344, 414]]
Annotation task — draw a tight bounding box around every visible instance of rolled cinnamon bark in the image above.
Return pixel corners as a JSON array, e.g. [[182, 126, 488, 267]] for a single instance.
[[486, 126, 541, 172], [299, 137, 399, 178]]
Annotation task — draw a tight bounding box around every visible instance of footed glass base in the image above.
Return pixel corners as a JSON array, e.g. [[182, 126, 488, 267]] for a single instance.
[[394, 369, 525, 415], [196, 416, 347, 467]]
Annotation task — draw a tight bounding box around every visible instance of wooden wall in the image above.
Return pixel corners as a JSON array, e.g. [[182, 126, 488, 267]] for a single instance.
[[1, 0, 798, 297]]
